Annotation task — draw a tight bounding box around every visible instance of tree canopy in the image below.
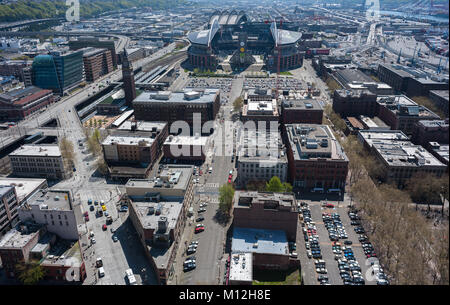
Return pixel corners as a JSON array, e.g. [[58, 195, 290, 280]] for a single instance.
[[265, 176, 293, 193], [218, 184, 235, 215]]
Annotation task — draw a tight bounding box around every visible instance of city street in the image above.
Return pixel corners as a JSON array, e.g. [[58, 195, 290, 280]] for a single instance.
[[176, 76, 243, 285]]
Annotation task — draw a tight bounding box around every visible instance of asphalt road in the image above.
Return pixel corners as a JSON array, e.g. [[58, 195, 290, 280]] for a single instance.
[[179, 76, 243, 285]]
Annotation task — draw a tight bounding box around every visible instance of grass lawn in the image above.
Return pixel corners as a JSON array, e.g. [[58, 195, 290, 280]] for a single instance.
[[279, 71, 293, 76], [252, 267, 301, 285]]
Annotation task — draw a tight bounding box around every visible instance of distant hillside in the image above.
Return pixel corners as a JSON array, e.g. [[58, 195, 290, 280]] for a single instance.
[[0, 0, 185, 23]]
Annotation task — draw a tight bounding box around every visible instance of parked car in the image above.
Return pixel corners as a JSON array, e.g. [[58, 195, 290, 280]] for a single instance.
[[195, 226, 204, 233], [102, 224, 107, 231]]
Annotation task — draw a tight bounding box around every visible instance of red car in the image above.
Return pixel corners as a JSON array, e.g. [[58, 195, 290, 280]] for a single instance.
[[83, 211, 88, 217], [228, 177, 232, 183], [85, 215, 89, 222], [102, 224, 107, 231], [195, 226, 204, 233], [199, 170, 202, 176], [326, 203, 335, 208]]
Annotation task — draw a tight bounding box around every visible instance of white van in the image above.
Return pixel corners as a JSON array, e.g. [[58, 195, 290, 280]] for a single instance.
[[208, 167, 212, 174], [125, 268, 137, 285], [98, 267, 105, 277]]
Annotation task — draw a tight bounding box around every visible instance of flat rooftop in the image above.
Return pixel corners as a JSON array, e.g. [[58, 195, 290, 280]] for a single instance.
[[130, 201, 182, 231], [282, 96, 323, 111], [229, 252, 253, 283], [164, 135, 208, 146], [334, 68, 373, 84], [10, 144, 61, 158], [236, 129, 286, 162], [117, 121, 167, 133], [430, 90, 449, 101], [377, 95, 440, 119], [285, 124, 348, 161], [102, 135, 154, 146], [0, 185, 14, 198], [335, 89, 376, 98], [0, 223, 42, 249], [26, 189, 72, 211], [0, 178, 46, 203], [358, 130, 409, 148], [235, 191, 296, 210], [81, 47, 107, 58], [133, 89, 219, 105], [41, 239, 82, 268], [417, 119, 449, 128], [373, 140, 446, 168], [430, 143, 449, 163], [231, 227, 289, 256], [126, 165, 194, 193]]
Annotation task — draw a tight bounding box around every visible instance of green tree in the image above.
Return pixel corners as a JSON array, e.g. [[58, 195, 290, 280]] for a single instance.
[[219, 184, 235, 215], [265, 176, 284, 192], [15, 260, 45, 285], [283, 182, 293, 193]]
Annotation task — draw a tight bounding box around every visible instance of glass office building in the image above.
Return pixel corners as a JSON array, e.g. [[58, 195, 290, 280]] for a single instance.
[[32, 50, 84, 95]]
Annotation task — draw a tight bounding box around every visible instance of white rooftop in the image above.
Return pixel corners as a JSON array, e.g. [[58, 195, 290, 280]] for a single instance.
[[164, 135, 208, 146], [102, 135, 154, 146], [229, 252, 253, 283], [10, 144, 61, 157], [0, 178, 46, 203]]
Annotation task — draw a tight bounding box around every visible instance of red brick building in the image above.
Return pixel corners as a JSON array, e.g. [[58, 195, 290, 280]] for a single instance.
[[0, 86, 54, 121], [232, 191, 298, 241], [81, 47, 114, 82], [411, 119, 449, 147], [376, 95, 441, 136], [281, 98, 323, 124], [283, 124, 349, 192]]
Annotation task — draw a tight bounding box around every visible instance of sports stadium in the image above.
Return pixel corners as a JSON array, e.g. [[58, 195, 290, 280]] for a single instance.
[[187, 10, 304, 72]]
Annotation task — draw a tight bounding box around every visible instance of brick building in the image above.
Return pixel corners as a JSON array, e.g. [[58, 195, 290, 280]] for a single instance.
[[376, 95, 441, 136], [283, 124, 349, 192], [429, 90, 449, 115], [81, 47, 114, 82], [133, 89, 220, 131], [332, 89, 378, 118], [281, 95, 323, 124], [126, 165, 194, 284], [357, 130, 447, 187], [0, 222, 85, 282], [378, 63, 448, 97], [411, 119, 449, 147], [102, 122, 168, 179], [0, 86, 55, 121], [232, 191, 298, 241], [0, 60, 32, 82]]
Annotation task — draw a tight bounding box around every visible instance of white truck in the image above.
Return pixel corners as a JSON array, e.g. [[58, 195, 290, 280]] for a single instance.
[[125, 268, 137, 285]]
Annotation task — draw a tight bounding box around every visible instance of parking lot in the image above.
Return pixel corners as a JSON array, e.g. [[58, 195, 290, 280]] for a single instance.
[[186, 77, 233, 104], [297, 198, 388, 285], [243, 77, 303, 91]]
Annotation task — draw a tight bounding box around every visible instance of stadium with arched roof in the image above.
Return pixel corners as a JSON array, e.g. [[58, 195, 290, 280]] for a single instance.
[[187, 10, 304, 72]]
